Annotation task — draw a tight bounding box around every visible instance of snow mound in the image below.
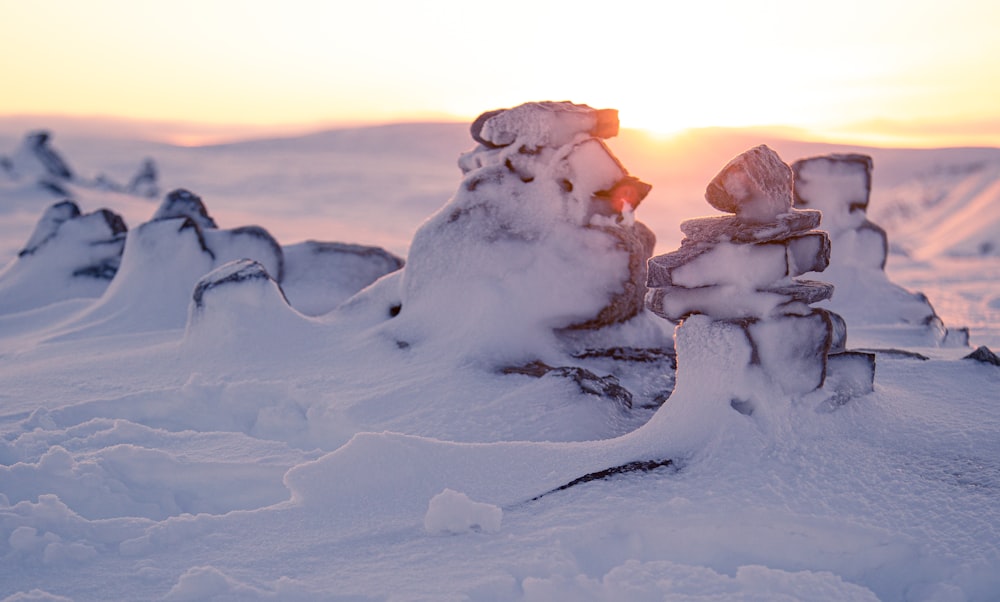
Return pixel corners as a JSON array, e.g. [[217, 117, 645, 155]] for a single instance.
[[423, 488, 502, 535], [0, 201, 127, 314]]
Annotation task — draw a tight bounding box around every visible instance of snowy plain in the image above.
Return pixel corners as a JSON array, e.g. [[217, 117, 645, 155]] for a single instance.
[[0, 117, 998, 601]]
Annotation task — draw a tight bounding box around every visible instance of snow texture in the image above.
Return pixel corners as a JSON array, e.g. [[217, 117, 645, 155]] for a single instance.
[[0, 117, 998, 601], [423, 489, 503, 534]]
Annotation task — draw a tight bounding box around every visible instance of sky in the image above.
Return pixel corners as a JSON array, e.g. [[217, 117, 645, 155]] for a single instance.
[[2, 0, 1000, 147]]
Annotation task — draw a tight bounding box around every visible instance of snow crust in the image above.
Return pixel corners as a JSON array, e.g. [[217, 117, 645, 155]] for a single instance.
[[0, 121, 998, 601]]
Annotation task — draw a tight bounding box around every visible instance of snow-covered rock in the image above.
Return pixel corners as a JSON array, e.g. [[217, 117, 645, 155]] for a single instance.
[[151, 188, 218, 230], [648, 145, 874, 406], [393, 101, 654, 358], [792, 153, 967, 347], [0, 200, 127, 314]]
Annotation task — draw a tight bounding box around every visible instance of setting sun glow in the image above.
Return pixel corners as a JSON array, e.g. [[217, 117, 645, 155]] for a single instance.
[[3, 0, 1000, 147]]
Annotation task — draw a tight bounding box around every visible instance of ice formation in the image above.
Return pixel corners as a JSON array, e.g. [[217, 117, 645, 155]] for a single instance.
[[394, 101, 655, 357], [792, 153, 967, 346], [647, 145, 875, 413]]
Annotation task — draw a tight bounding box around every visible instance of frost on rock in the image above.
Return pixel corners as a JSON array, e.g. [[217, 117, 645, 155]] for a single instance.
[[185, 259, 309, 348], [647, 146, 874, 412], [792, 154, 968, 347], [0, 200, 127, 314], [397, 101, 654, 357]]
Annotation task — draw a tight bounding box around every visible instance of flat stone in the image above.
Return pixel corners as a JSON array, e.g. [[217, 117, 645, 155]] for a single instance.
[[470, 101, 619, 149], [679, 210, 821, 244], [761, 279, 835, 304]]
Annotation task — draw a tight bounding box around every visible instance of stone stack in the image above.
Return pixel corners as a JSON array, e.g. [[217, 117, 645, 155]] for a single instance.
[[401, 101, 656, 341], [792, 153, 966, 346], [646, 145, 874, 408]]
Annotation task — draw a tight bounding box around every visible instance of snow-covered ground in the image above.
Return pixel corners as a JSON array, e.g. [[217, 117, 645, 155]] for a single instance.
[[0, 117, 998, 601]]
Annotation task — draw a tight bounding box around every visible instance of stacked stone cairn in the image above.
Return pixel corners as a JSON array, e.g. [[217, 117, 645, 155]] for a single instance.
[[646, 145, 875, 411], [791, 153, 966, 347]]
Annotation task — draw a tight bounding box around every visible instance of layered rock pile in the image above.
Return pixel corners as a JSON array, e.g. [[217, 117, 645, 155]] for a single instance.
[[398, 101, 655, 351], [646, 145, 874, 410], [792, 153, 966, 347]]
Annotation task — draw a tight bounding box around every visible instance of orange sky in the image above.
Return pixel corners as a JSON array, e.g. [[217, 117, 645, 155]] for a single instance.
[[2, 0, 1000, 147]]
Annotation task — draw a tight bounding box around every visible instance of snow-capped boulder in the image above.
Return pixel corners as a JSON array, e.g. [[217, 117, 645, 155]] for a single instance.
[[184, 259, 310, 349], [792, 153, 966, 347], [281, 241, 404, 316], [395, 101, 654, 356], [151, 189, 218, 230], [150, 188, 283, 281], [0, 200, 127, 314], [647, 146, 874, 409]]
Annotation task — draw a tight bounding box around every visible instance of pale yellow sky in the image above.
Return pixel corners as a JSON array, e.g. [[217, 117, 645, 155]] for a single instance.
[[2, 0, 1000, 147]]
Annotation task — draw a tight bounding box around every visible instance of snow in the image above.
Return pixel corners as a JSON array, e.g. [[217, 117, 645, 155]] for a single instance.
[[0, 119, 998, 601], [423, 489, 503, 535]]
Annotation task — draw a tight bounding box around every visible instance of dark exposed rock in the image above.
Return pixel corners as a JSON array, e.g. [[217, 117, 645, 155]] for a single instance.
[[501, 361, 633, 408], [152, 189, 218, 230], [705, 145, 793, 221], [573, 346, 676, 365], [963, 346, 1000, 366], [531, 458, 675, 500]]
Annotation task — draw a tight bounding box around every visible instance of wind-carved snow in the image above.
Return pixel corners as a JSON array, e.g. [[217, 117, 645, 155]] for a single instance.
[[0, 114, 998, 601]]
